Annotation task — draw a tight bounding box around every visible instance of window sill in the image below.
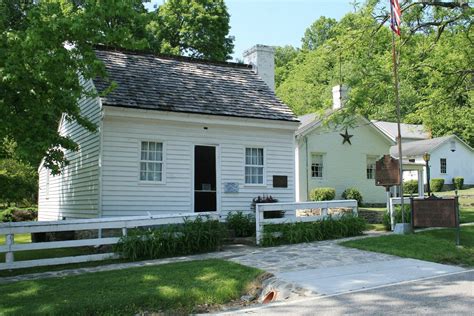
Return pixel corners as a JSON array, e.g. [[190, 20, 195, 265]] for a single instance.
[[138, 181, 166, 185], [244, 184, 267, 188]]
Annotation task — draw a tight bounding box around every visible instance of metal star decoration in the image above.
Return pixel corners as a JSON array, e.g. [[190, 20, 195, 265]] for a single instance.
[[340, 128, 353, 145]]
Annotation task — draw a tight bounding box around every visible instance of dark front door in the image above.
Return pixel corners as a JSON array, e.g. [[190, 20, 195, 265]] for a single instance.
[[194, 146, 216, 212]]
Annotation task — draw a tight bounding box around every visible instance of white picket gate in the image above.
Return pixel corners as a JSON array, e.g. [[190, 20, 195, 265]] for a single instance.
[[0, 212, 218, 270], [255, 200, 358, 245]]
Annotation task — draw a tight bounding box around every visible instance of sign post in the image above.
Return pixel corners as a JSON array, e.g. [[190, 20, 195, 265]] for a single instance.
[[376, 155, 401, 231]]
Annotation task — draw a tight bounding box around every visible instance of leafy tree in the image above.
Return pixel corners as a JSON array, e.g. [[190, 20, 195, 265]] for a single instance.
[[301, 16, 337, 50], [0, 159, 37, 206], [274, 45, 300, 88], [276, 1, 473, 146], [1, 0, 235, 176], [147, 0, 234, 60]]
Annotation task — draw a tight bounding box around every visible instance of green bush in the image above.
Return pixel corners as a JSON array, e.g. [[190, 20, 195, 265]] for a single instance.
[[404, 180, 418, 195], [226, 211, 255, 237], [430, 178, 445, 192], [261, 215, 366, 246], [114, 216, 226, 260], [453, 177, 464, 190], [310, 187, 335, 201], [341, 188, 363, 206], [382, 205, 411, 231], [1, 207, 37, 222], [0, 159, 38, 206]]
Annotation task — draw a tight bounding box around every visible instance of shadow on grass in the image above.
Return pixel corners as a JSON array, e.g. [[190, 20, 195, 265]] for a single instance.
[[0, 259, 262, 315]]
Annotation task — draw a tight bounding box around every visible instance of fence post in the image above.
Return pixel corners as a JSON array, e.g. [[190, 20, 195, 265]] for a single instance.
[[389, 198, 395, 231], [122, 228, 128, 237], [5, 234, 14, 264], [255, 204, 261, 246]]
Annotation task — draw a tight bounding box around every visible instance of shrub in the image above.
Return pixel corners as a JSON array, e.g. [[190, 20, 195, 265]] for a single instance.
[[0, 159, 38, 206], [453, 177, 464, 190], [310, 187, 335, 201], [226, 211, 256, 237], [114, 216, 226, 260], [404, 180, 418, 195], [341, 188, 363, 206], [382, 205, 411, 231], [1, 208, 37, 222], [261, 215, 366, 246], [430, 178, 445, 192]]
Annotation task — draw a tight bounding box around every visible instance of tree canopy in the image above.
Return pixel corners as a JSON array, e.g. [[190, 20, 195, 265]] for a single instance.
[[0, 0, 234, 174], [275, 1, 473, 146]]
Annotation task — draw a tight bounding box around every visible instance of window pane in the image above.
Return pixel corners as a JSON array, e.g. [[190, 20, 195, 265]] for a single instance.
[[140, 162, 147, 172], [140, 171, 146, 181], [149, 142, 156, 152], [148, 151, 156, 161], [141, 142, 148, 151], [141, 151, 147, 160]]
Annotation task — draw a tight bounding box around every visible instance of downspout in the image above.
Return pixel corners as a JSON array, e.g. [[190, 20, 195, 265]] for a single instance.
[[305, 135, 310, 200]]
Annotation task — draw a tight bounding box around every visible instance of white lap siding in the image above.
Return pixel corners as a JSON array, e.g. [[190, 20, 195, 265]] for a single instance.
[[101, 109, 297, 217], [38, 79, 102, 220]]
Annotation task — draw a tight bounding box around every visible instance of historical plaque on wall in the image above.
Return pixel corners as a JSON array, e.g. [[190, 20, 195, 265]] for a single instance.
[[411, 197, 458, 228], [273, 176, 288, 188], [375, 155, 400, 187]]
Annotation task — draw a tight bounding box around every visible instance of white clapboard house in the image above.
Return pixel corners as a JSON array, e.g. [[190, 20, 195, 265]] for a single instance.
[[38, 45, 299, 220], [295, 86, 396, 204]]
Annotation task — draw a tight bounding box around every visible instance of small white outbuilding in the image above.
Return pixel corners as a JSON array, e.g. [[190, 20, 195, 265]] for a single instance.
[[38, 45, 299, 220]]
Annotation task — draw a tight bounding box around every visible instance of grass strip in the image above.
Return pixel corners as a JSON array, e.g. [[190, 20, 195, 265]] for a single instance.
[[0, 259, 262, 315]]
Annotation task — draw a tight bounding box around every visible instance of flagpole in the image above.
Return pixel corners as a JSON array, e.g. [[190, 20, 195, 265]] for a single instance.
[[391, 19, 405, 224]]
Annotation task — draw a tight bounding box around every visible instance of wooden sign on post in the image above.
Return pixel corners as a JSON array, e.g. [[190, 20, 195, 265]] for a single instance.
[[411, 196, 460, 245], [375, 155, 400, 187]]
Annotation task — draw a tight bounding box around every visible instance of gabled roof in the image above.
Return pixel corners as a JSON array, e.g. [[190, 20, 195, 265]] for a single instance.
[[390, 135, 473, 157], [296, 111, 395, 145], [372, 120, 429, 141], [92, 48, 297, 122]]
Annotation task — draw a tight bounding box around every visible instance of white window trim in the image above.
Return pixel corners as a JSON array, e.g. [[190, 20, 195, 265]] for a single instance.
[[310, 153, 324, 179], [138, 140, 166, 184], [366, 155, 377, 180], [440, 158, 447, 174], [244, 146, 266, 187]]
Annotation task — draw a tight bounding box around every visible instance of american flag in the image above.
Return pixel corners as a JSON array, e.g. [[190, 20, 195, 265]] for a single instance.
[[390, 0, 402, 36]]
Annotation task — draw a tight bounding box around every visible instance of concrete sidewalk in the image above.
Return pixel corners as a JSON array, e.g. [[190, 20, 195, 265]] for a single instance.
[[275, 258, 464, 295], [217, 269, 473, 315]]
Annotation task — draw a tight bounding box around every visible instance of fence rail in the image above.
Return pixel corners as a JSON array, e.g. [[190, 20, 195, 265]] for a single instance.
[[0, 212, 219, 270], [255, 200, 358, 245]]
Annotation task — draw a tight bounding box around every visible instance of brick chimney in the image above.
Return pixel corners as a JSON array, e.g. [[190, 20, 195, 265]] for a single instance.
[[243, 45, 275, 91]]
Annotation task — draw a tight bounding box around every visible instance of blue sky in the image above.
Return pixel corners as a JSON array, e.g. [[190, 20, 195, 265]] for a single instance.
[[145, 0, 354, 60]]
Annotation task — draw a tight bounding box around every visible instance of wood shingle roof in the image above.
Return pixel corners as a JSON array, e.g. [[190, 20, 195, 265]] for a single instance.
[[93, 48, 297, 122]]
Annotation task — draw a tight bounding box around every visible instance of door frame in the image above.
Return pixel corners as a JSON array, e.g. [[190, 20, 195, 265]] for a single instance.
[[191, 144, 221, 213]]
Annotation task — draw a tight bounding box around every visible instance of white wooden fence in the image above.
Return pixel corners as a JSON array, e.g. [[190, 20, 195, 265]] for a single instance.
[[388, 197, 410, 231], [255, 200, 358, 245], [0, 212, 218, 270]]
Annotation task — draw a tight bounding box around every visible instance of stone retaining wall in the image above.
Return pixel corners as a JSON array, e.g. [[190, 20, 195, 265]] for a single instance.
[[358, 210, 385, 224]]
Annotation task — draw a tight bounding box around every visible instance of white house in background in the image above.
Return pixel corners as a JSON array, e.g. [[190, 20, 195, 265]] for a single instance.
[[390, 135, 474, 186], [371, 121, 430, 143], [38, 45, 299, 220], [295, 86, 396, 204]]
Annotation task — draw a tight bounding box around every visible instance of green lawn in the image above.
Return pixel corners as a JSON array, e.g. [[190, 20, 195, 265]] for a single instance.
[[0, 259, 262, 315], [341, 226, 474, 267]]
